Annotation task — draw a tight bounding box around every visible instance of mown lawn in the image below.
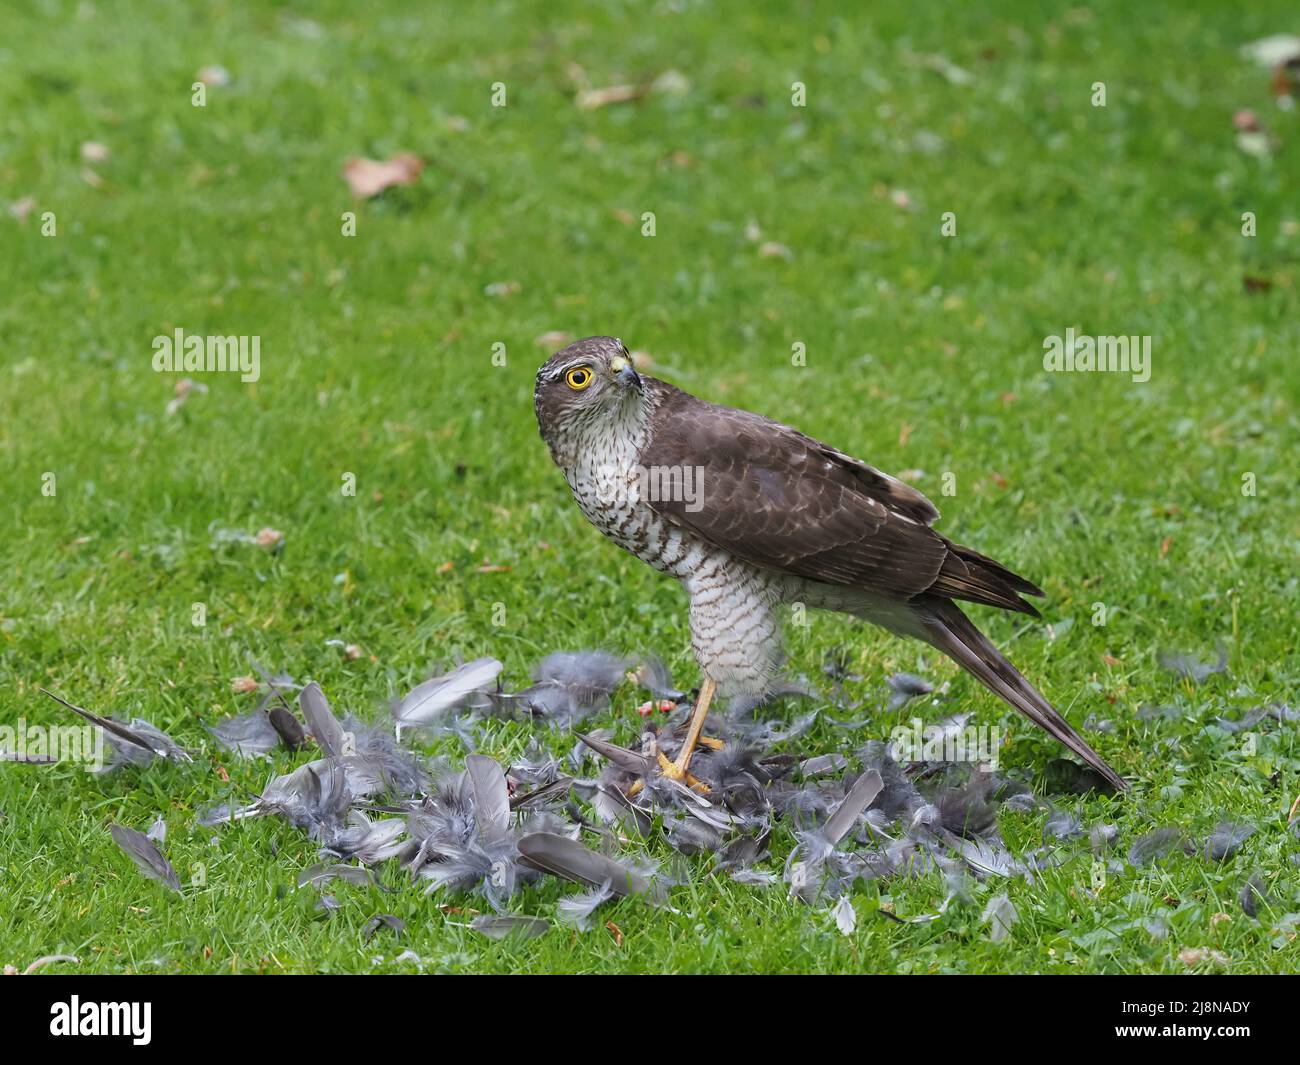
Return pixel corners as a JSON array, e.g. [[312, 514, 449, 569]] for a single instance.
[[1, 0, 1297, 974]]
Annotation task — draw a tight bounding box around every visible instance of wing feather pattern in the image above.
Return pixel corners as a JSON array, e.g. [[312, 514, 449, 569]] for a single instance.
[[640, 383, 1039, 615]]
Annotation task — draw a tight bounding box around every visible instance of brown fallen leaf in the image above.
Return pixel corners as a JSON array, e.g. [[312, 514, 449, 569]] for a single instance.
[[576, 84, 647, 110], [890, 188, 915, 211], [342, 153, 423, 198], [166, 376, 208, 416], [1233, 109, 1261, 133], [1159, 536, 1172, 559], [1243, 274, 1273, 293], [1178, 947, 1228, 967], [476, 564, 511, 574], [8, 197, 37, 222], [535, 331, 574, 348], [605, 920, 624, 946], [1271, 64, 1294, 99], [197, 65, 231, 87], [231, 676, 259, 694]]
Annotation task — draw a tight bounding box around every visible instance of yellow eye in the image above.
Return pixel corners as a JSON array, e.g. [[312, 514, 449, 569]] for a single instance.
[[565, 366, 593, 390]]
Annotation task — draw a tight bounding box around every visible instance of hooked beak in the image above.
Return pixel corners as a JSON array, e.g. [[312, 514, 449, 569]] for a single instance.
[[609, 354, 641, 391]]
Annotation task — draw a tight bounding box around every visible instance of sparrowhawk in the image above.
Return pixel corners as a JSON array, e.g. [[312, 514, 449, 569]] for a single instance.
[[534, 336, 1126, 792]]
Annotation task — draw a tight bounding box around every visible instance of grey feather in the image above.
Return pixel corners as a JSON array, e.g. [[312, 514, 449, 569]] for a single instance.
[[886, 672, 933, 709], [321, 813, 408, 864], [515, 650, 630, 724], [982, 893, 1018, 942], [556, 879, 615, 931], [1203, 821, 1255, 862], [731, 868, 779, 886], [1043, 809, 1083, 842], [831, 895, 857, 935], [800, 753, 848, 778], [465, 754, 510, 843], [146, 815, 167, 845], [517, 832, 660, 899], [1128, 828, 1187, 867], [300, 682, 347, 757], [1157, 644, 1228, 683], [1239, 872, 1269, 918], [944, 836, 1018, 877], [208, 709, 281, 757], [297, 863, 376, 888], [634, 654, 686, 702], [109, 824, 181, 891], [576, 732, 654, 775], [533, 650, 628, 703], [935, 771, 1000, 838], [823, 770, 884, 845], [592, 782, 653, 837], [42, 689, 192, 766], [468, 914, 550, 941], [392, 657, 503, 737], [268, 705, 309, 751], [1089, 824, 1118, 854], [363, 914, 406, 940], [510, 777, 574, 811]]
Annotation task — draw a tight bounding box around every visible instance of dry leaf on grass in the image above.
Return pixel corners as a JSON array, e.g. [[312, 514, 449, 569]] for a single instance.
[[576, 84, 648, 110], [342, 153, 424, 198], [197, 65, 231, 87], [8, 197, 37, 222], [536, 331, 574, 348]]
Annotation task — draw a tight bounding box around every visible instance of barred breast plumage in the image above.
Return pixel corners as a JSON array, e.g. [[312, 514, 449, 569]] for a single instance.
[[555, 383, 788, 698]]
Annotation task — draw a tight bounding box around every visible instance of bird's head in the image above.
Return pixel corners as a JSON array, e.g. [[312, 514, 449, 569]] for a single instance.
[[534, 335, 644, 446]]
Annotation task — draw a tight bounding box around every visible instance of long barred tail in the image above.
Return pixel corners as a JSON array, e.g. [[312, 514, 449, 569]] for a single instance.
[[915, 597, 1128, 792]]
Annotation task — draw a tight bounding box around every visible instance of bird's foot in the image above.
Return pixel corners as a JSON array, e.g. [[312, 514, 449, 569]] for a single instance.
[[655, 751, 710, 793]]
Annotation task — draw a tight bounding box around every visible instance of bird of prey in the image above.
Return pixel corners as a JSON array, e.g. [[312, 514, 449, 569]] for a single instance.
[[534, 336, 1127, 792]]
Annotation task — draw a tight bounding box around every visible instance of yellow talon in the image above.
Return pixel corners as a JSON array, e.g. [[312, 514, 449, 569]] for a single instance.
[[656, 752, 710, 793], [622, 677, 720, 798]]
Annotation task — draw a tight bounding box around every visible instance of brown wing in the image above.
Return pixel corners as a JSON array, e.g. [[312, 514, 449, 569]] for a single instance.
[[640, 381, 1041, 614]]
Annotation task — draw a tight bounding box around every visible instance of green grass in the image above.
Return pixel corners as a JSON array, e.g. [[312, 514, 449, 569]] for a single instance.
[[2, 0, 1298, 974]]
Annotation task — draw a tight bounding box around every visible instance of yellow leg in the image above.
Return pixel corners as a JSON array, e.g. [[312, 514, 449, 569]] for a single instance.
[[657, 677, 716, 791]]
